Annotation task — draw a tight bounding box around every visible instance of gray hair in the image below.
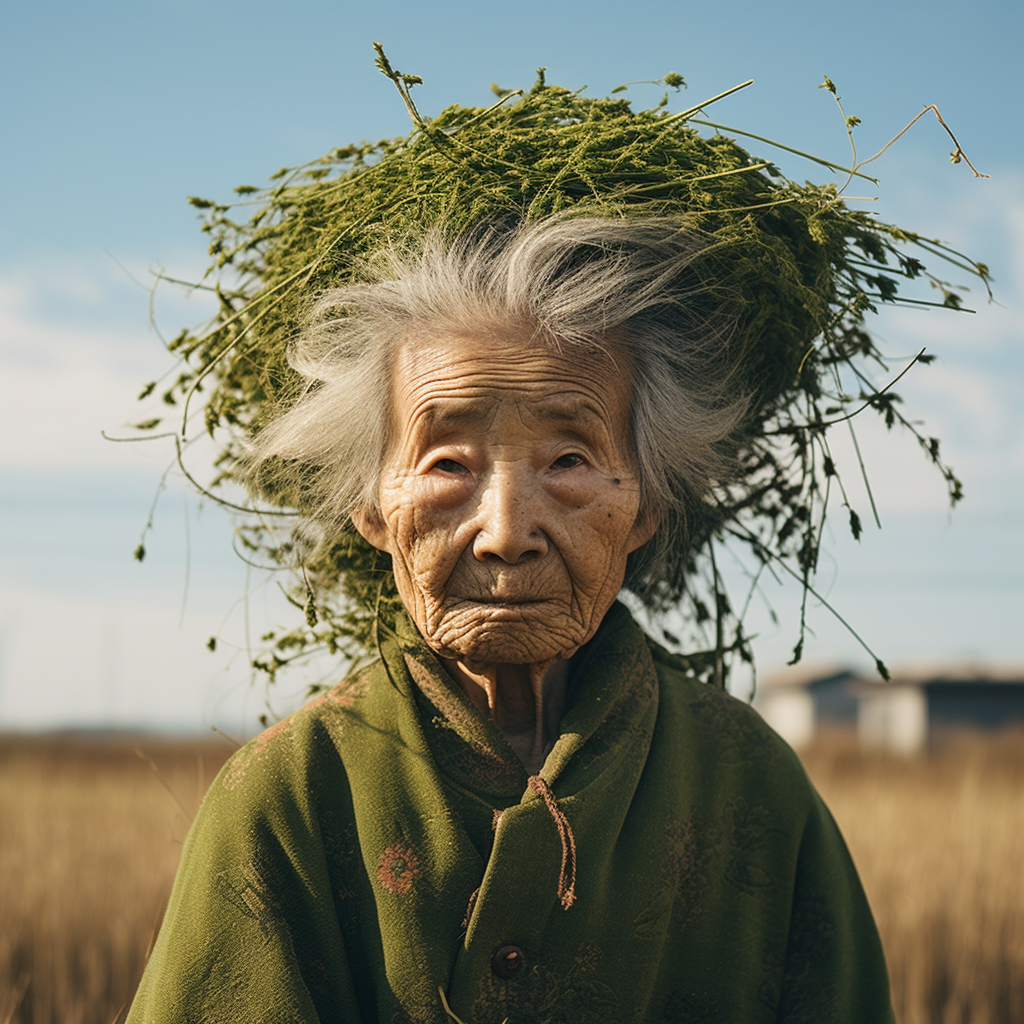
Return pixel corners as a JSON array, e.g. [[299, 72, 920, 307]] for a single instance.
[[246, 214, 747, 601]]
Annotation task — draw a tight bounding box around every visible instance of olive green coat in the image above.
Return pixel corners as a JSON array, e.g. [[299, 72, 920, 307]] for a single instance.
[[128, 604, 894, 1023]]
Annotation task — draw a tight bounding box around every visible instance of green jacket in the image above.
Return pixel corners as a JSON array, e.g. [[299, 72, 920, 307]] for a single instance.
[[128, 604, 894, 1023]]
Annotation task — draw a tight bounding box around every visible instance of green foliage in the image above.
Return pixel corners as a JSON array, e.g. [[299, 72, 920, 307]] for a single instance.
[[145, 58, 990, 688]]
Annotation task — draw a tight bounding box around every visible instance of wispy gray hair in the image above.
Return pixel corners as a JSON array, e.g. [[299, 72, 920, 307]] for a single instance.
[[246, 214, 747, 601]]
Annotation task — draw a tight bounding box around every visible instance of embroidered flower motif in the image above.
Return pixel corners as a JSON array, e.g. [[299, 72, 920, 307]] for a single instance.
[[376, 843, 420, 894]]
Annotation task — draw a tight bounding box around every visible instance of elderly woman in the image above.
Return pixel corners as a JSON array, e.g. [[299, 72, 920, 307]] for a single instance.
[[127, 217, 895, 1023]]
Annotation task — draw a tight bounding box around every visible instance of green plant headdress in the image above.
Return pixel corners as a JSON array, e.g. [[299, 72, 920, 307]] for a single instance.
[[134, 48, 989, 692]]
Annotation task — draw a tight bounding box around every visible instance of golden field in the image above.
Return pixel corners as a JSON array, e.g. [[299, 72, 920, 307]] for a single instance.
[[0, 735, 231, 1024], [802, 729, 1024, 1024], [1, 728, 1022, 1023]]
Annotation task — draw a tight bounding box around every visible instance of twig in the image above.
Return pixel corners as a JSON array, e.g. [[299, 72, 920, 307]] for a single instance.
[[858, 104, 988, 178], [687, 119, 879, 183], [135, 747, 191, 819], [101, 429, 178, 443], [437, 986, 506, 1024], [452, 89, 525, 132], [846, 418, 881, 530], [768, 348, 930, 434], [708, 542, 725, 690], [818, 75, 861, 194], [728, 524, 890, 680], [664, 79, 754, 123], [173, 435, 297, 516], [438, 987, 469, 1024], [374, 43, 426, 128], [211, 725, 242, 749]]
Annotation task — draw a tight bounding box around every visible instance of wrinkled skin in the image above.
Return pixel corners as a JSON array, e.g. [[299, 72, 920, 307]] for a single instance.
[[353, 328, 657, 771]]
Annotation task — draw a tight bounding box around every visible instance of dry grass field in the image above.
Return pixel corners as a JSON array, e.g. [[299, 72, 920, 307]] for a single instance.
[[1, 727, 1022, 1023], [802, 729, 1024, 1024], [0, 734, 232, 1024]]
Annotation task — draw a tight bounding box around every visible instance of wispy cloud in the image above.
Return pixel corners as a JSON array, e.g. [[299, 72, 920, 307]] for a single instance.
[[0, 254, 215, 473]]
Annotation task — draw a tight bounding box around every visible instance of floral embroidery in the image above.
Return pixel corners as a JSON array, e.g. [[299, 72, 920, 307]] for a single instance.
[[633, 816, 719, 938], [376, 843, 420, 894], [215, 858, 280, 937], [472, 942, 615, 1023], [724, 798, 777, 894]]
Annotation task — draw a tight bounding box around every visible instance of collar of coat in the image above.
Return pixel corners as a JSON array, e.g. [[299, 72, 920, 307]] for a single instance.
[[384, 599, 660, 803]]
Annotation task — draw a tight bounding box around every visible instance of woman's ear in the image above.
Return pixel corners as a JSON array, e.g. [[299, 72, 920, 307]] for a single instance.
[[626, 508, 661, 554], [351, 507, 392, 554]]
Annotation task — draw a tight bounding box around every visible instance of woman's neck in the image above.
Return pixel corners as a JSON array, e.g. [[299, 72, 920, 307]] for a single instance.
[[443, 657, 571, 775]]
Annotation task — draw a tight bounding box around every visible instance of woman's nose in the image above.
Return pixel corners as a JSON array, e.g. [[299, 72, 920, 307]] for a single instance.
[[471, 464, 549, 564]]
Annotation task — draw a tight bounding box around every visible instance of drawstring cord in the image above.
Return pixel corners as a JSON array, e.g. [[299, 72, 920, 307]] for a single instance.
[[527, 775, 577, 909]]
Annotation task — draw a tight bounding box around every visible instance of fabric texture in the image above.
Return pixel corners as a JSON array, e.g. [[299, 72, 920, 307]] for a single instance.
[[128, 603, 895, 1023]]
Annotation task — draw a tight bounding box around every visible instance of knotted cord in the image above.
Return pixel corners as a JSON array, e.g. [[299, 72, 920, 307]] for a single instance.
[[527, 775, 577, 909]]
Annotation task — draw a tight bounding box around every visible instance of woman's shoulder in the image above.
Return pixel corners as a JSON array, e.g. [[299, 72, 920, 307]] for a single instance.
[[645, 637, 813, 792], [202, 662, 383, 820]]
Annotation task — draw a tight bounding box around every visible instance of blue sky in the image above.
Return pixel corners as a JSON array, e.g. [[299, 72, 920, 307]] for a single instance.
[[1, 0, 1021, 732]]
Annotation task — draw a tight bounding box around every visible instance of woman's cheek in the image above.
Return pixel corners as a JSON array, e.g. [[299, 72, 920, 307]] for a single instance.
[[418, 473, 476, 511], [404, 500, 470, 562], [544, 469, 603, 508], [548, 471, 638, 520]]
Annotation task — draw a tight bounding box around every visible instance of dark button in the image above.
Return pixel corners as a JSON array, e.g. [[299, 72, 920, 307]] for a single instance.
[[490, 944, 525, 979]]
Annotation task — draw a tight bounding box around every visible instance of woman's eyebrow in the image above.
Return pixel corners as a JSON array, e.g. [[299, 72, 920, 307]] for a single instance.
[[530, 396, 607, 428], [418, 398, 494, 431], [417, 394, 607, 431]]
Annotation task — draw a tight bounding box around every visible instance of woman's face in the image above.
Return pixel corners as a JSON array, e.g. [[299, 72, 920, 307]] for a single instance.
[[353, 328, 657, 669]]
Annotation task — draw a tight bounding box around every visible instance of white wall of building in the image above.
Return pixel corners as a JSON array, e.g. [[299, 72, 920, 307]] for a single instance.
[[858, 686, 928, 755], [759, 689, 816, 749]]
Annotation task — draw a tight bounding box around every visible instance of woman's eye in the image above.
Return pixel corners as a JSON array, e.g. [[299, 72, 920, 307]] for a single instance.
[[552, 453, 585, 469], [434, 458, 468, 474]]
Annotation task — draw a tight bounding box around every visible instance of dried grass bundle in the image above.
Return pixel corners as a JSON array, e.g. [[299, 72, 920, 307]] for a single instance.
[[130, 48, 989, 691]]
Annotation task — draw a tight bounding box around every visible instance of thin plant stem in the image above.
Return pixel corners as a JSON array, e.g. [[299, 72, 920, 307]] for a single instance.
[[858, 105, 988, 178], [172, 435, 297, 517], [663, 79, 754, 123], [846, 416, 881, 529], [728, 524, 890, 680], [687, 119, 879, 183], [707, 542, 726, 690]]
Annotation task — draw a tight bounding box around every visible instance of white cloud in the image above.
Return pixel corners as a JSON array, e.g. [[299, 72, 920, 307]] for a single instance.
[[0, 255, 216, 473], [0, 558, 331, 734], [0, 584, 289, 735]]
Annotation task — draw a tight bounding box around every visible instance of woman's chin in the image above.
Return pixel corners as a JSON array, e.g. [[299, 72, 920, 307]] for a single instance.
[[427, 602, 585, 666]]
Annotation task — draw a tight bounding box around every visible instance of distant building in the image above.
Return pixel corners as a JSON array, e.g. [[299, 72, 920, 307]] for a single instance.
[[756, 663, 1024, 754], [754, 664, 859, 749]]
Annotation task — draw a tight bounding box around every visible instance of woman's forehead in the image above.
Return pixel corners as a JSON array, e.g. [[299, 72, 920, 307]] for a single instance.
[[390, 330, 632, 430]]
